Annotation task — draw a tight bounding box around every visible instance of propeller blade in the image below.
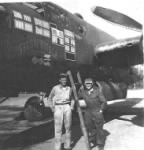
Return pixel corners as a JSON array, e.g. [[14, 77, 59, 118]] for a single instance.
[[92, 6, 142, 31]]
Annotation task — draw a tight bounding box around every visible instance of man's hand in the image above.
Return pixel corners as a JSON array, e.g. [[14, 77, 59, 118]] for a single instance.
[[71, 99, 75, 111], [71, 106, 74, 111]]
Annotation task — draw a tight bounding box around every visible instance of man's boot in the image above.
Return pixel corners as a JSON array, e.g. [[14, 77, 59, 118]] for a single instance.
[[97, 145, 104, 150]]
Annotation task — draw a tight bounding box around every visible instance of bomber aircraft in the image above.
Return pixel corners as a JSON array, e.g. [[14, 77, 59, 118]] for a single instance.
[[0, 2, 143, 120]]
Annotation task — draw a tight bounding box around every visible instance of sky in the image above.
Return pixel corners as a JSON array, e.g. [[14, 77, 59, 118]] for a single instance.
[[0, 0, 143, 39], [51, 0, 143, 39], [52, 0, 143, 24]]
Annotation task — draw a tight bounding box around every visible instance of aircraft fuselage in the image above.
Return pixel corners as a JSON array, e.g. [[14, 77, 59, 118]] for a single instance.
[[0, 2, 142, 96]]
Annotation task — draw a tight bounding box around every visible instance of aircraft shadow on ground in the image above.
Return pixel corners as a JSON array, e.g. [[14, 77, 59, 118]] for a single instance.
[[2, 118, 82, 149], [1, 98, 144, 149], [2, 121, 54, 148], [104, 98, 144, 127]]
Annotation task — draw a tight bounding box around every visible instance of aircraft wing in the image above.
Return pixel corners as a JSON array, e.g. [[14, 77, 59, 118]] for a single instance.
[[92, 6, 142, 31], [91, 6, 143, 67], [95, 36, 143, 67]]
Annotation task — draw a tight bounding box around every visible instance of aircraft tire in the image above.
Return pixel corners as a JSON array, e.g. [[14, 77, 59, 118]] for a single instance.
[[24, 96, 45, 121]]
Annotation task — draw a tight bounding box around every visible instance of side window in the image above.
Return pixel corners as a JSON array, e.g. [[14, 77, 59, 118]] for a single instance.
[[13, 10, 33, 33], [64, 29, 76, 61], [34, 18, 50, 38]]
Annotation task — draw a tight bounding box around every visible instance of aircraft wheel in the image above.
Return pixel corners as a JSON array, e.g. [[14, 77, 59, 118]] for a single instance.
[[24, 96, 45, 121]]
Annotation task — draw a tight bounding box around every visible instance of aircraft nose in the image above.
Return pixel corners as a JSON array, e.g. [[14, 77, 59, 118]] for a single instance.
[[0, 5, 8, 19], [0, 5, 6, 12]]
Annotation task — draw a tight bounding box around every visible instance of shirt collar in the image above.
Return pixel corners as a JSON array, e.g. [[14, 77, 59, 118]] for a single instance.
[[87, 88, 94, 95], [59, 84, 68, 90]]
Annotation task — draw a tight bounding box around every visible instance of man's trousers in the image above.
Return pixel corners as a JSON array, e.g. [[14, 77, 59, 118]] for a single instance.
[[54, 104, 72, 150], [84, 110, 105, 146]]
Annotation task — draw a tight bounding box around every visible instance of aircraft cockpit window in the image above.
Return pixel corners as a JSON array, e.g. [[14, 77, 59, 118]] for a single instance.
[[13, 10, 23, 19], [14, 20, 24, 30], [23, 15, 31, 22], [13, 10, 33, 33], [34, 18, 50, 37]]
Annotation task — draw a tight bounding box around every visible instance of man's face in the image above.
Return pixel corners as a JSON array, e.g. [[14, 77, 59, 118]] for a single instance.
[[59, 77, 67, 86], [84, 82, 93, 90]]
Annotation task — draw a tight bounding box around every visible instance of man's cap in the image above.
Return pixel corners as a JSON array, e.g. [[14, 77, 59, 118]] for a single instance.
[[59, 73, 67, 79], [84, 78, 93, 84]]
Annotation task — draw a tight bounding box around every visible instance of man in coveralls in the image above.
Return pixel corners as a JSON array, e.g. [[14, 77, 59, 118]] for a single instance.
[[79, 78, 107, 150], [48, 73, 74, 150]]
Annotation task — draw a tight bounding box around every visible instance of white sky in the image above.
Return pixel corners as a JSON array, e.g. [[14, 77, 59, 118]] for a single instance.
[[1, 0, 144, 39], [51, 0, 144, 40]]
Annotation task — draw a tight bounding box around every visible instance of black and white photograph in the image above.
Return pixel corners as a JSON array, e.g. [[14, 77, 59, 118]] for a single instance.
[[0, 0, 143, 150]]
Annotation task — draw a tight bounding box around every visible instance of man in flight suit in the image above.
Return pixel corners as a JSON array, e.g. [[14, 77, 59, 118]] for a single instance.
[[79, 78, 107, 150], [48, 73, 74, 150]]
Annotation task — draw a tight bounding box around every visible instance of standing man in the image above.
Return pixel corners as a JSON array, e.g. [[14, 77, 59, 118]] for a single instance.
[[48, 73, 74, 150], [79, 78, 107, 150]]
